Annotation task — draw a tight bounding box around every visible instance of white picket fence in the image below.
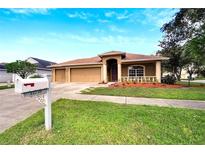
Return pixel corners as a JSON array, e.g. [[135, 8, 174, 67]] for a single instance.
[[121, 76, 158, 83]]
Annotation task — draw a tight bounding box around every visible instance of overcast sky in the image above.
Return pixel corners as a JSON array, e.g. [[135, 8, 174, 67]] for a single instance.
[[0, 8, 178, 63]]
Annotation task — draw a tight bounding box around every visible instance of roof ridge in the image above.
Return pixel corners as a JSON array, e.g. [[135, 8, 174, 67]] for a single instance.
[[58, 56, 101, 65], [126, 52, 157, 57], [29, 57, 56, 64]]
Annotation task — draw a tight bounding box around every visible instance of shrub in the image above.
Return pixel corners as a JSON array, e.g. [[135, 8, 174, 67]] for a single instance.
[[29, 74, 43, 78], [161, 74, 176, 85]]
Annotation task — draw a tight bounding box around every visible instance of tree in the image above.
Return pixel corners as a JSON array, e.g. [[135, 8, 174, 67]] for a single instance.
[[6, 60, 37, 79], [158, 39, 189, 80], [184, 33, 205, 75], [184, 63, 197, 86], [158, 9, 205, 80]]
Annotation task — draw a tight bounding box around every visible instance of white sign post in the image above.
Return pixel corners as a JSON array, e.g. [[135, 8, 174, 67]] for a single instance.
[[44, 83, 51, 130], [15, 74, 52, 130]]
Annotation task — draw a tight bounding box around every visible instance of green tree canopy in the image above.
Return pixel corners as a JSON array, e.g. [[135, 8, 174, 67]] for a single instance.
[[158, 8, 205, 80], [6, 60, 37, 79]]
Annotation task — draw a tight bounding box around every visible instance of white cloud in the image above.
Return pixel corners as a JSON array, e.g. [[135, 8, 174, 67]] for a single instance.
[[67, 12, 94, 21], [142, 8, 178, 27], [97, 19, 110, 23], [94, 28, 105, 33], [108, 25, 126, 33], [8, 8, 50, 15], [70, 33, 144, 45], [105, 11, 115, 17], [104, 10, 132, 20], [116, 10, 131, 20], [17, 32, 145, 46]]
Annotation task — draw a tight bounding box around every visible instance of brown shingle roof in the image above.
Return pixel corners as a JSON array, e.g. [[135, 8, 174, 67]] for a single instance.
[[51, 56, 102, 67], [99, 51, 125, 57], [122, 53, 167, 61], [51, 51, 168, 67]]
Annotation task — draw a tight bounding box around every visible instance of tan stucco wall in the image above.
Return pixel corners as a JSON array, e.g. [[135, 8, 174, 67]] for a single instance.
[[52, 60, 160, 83], [102, 55, 122, 65], [122, 62, 156, 76]]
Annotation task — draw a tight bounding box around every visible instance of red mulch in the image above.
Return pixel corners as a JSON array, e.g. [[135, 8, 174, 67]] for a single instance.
[[109, 82, 185, 88]]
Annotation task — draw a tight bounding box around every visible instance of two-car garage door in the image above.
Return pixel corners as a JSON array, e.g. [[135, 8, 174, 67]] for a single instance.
[[55, 67, 101, 82], [70, 67, 101, 82]]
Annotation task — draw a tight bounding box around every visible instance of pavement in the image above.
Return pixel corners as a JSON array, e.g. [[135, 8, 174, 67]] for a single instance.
[[181, 80, 205, 83], [191, 80, 205, 83], [0, 82, 205, 133]]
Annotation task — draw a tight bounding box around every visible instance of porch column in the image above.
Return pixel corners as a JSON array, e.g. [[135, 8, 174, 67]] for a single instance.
[[156, 61, 161, 83], [65, 67, 68, 82], [118, 63, 122, 82], [65, 67, 70, 83], [103, 64, 107, 83], [52, 68, 55, 82], [68, 67, 70, 83]]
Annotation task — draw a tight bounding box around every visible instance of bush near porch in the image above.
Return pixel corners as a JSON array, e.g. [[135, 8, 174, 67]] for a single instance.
[[0, 99, 204, 144]]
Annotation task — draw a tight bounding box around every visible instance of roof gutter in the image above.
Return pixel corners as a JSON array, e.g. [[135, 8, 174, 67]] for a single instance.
[[121, 57, 169, 63], [49, 62, 102, 68]]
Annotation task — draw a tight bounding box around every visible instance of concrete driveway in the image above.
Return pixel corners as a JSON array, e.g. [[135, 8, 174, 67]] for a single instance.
[[0, 83, 100, 133]]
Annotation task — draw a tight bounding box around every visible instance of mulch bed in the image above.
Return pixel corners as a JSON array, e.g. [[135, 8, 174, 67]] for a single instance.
[[109, 82, 185, 88]]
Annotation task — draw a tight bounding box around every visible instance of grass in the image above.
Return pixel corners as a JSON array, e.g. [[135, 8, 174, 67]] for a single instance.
[[82, 86, 205, 101], [0, 84, 14, 90], [0, 99, 205, 144]]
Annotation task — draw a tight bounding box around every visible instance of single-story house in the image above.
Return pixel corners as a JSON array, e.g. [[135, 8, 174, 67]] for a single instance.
[[50, 51, 168, 83], [0, 63, 13, 83]]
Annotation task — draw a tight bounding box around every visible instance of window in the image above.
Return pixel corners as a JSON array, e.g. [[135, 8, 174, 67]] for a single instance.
[[128, 66, 144, 77]]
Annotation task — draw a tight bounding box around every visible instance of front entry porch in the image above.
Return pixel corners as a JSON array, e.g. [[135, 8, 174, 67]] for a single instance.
[[102, 59, 161, 83]]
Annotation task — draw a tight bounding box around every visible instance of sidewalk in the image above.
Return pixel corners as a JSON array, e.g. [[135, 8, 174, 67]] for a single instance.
[[57, 93, 205, 110], [51, 83, 205, 110]]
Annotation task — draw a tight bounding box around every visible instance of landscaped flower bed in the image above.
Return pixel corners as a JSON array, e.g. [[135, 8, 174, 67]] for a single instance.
[[109, 82, 184, 88]]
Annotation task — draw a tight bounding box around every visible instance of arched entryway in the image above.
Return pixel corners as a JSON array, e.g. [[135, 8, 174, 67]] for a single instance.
[[107, 59, 118, 82]]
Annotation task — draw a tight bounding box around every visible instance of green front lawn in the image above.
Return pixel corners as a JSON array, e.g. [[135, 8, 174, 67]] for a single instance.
[[0, 84, 14, 90], [82, 86, 205, 101], [0, 99, 205, 144]]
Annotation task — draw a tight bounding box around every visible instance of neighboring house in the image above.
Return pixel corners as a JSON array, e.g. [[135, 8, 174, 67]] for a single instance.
[[26, 57, 56, 76], [163, 69, 198, 80], [0, 58, 56, 83], [0, 63, 12, 83], [25, 57, 56, 80], [181, 68, 197, 79], [51, 51, 168, 83]]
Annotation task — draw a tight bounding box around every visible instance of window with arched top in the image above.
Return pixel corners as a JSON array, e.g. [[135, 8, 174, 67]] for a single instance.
[[128, 65, 145, 77]]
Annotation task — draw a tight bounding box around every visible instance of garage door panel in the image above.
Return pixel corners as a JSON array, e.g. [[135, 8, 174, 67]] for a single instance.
[[71, 67, 101, 82], [55, 69, 65, 82]]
